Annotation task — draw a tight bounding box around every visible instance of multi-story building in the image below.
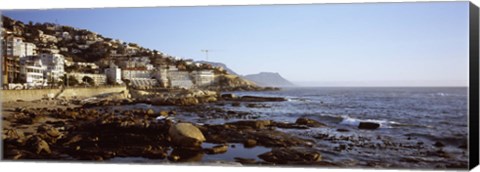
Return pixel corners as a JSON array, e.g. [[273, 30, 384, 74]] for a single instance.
[[5, 36, 24, 57], [154, 65, 169, 87], [105, 64, 123, 84], [167, 65, 193, 89], [20, 57, 46, 85], [192, 70, 215, 87], [121, 68, 152, 80], [74, 62, 99, 69], [2, 35, 37, 85], [20, 42, 37, 57], [3, 56, 21, 84], [67, 72, 106, 86], [121, 66, 160, 88], [40, 53, 65, 84]]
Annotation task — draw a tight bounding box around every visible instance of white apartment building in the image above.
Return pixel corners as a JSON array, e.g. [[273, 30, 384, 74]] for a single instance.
[[154, 66, 169, 87], [67, 72, 107, 86], [121, 69, 152, 80], [192, 70, 215, 87], [5, 36, 36, 58], [40, 53, 65, 83], [105, 64, 123, 84], [20, 42, 37, 57], [20, 57, 46, 85], [74, 62, 99, 69], [5, 36, 23, 57], [168, 67, 193, 89]]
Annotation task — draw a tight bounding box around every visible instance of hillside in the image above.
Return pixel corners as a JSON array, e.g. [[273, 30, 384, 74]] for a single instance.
[[244, 72, 295, 87], [1, 15, 263, 90]]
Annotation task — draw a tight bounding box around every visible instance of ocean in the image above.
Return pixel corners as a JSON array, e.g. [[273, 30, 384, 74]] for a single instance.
[[112, 87, 469, 168], [223, 87, 469, 168]]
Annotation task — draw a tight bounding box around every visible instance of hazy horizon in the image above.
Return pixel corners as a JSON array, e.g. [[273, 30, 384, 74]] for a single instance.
[[2, 2, 470, 87]]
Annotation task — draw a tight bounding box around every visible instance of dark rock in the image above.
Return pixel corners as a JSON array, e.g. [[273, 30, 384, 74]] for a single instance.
[[26, 136, 52, 154], [146, 109, 155, 116], [239, 96, 286, 102], [244, 139, 257, 148], [227, 120, 272, 129], [234, 157, 257, 164], [142, 146, 167, 159], [336, 128, 350, 132], [221, 94, 237, 99], [258, 147, 321, 164], [168, 148, 204, 162], [204, 144, 228, 154], [358, 122, 380, 130], [37, 125, 62, 139], [295, 117, 326, 127], [4, 149, 24, 160], [159, 111, 169, 117], [272, 122, 309, 129], [3, 129, 25, 142], [434, 141, 445, 147]]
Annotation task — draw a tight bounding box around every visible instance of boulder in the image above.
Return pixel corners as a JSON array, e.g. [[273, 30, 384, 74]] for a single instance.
[[176, 97, 199, 106], [434, 141, 445, 147], [244, 139, 257, 148], [227, 120, 272, 129], [168, 123, 206, 148], [295, 117, 326, 127], [234, 157, 257, 164], [3, 129, 25, 141], [239, 96, 286, 102], [358, 122, 380, 130], [205, 144, 228, 154], [146, 109, 155, 116], [27, 136, 52, 154], [258, 147, 321, 164], [37, 125, 62, 139], [272, 122, 310, 129], [221, 94, 237, 99], [159, 111, 169, 117]]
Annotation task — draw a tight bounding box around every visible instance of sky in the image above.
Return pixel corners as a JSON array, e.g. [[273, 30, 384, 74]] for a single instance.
[[2, 2, 470, 86]]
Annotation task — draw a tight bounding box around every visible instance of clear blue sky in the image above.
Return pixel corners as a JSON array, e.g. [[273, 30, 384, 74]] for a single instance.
[[2, 2, 470, 86]]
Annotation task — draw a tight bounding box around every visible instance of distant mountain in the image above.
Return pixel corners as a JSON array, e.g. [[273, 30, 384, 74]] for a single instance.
[[195, 60, 239, 75], [243, 72, 295, 87]]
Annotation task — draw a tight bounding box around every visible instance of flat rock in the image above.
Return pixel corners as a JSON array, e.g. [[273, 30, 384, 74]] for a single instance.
[[295, 117, 326, 127], [227, 120, 272, 129], [205, 144, 228, 154], [358, 122, 380, 130], [258, 147, 322, 164]]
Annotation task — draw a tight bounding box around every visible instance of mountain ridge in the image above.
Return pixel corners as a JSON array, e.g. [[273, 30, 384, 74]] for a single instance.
[[243, 72, 295, 87]]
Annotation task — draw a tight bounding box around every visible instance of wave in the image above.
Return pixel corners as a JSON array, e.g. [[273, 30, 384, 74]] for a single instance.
[[339, 116, 398, 129], [286, 97, 309, 102]]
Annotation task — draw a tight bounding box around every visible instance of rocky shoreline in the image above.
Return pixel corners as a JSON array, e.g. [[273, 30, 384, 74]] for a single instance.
[[1, 89, 333, 165], [1, 89, 469, 169]]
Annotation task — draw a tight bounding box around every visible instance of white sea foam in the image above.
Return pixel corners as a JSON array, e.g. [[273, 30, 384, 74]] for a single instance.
[[339, 116, 397, 128]]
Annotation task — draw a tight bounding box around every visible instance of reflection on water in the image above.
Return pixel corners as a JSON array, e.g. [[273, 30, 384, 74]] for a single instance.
[[109, 143, 270, 163], [202, 143, 270, 162]]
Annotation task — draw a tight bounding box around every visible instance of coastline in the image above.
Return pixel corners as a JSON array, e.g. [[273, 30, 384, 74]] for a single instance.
[[1, 87, 469, 169]]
